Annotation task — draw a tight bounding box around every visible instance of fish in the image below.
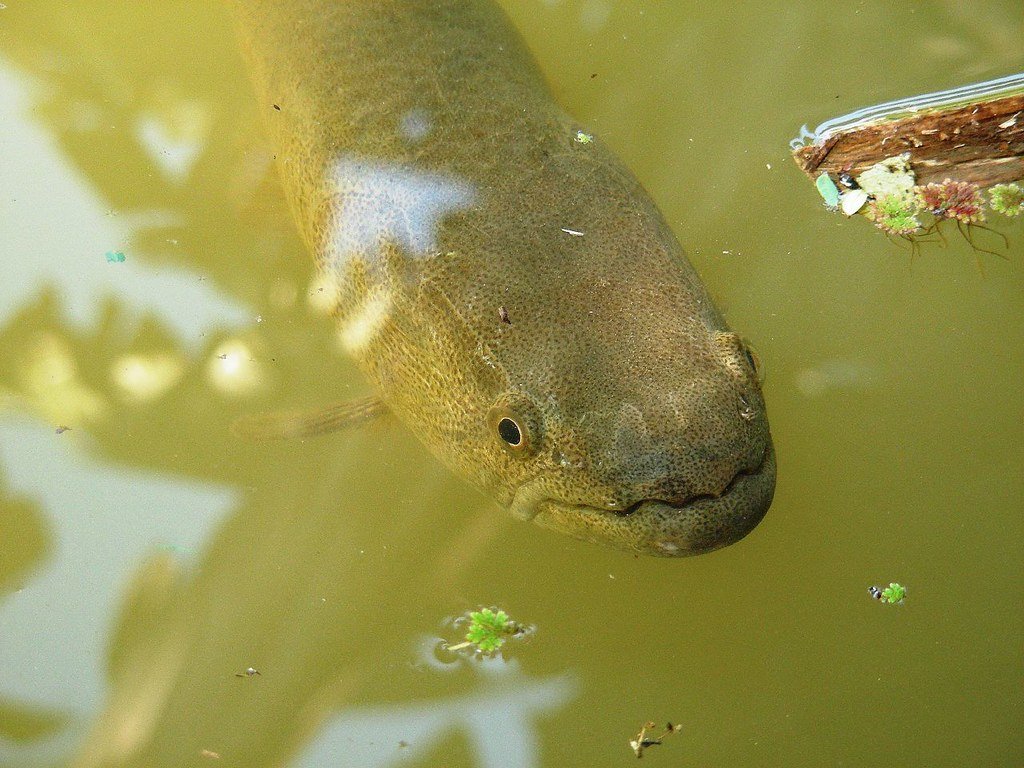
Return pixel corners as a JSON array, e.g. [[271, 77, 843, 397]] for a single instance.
[[229, 0, 775, 556]]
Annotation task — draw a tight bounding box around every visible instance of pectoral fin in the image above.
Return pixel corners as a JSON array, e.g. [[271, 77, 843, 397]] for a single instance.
[[231, 395, 388, 440]]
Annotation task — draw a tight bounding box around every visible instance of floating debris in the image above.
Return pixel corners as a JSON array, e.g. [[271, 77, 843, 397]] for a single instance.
[[446, 607, 527, 654], [498, 305, 511, 325], [105, 251, 126, 263], [560, 227, 585, 237], [811, 166, 1012, 261], [629, 721, 682, 758], [857, 153, 916, 200], [235, 666, 261, 678], [840, 188, 869, 216], [793, 75, 1022, 258], [815, 172, 840, 210], [988, 182, 1024, 216], [574, 130, 594, 144], [915, 179, 985, 223], [837, 171, 860, 190], [55, 425, 72, 434], [791, 73, 1024, 189], [868, 583, 907, 605], [199, 749, 221, 759]]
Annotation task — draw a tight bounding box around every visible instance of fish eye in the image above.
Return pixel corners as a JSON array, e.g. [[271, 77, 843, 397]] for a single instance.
[[497, 417, 522, 446], [714, 331, 765, 384], [487, 396, 540, 456], [743, 342, 765, 383]]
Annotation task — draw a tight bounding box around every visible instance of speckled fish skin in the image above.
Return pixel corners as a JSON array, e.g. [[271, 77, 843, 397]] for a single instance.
[[231, 0, 775, 556]]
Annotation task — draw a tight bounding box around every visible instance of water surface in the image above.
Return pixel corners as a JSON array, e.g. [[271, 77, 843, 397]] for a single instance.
[[1, 1, 1022, 766]]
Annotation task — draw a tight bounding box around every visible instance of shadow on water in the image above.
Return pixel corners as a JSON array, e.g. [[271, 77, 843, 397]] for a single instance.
[[1, 1, 1022, 767], [0, 2, 572, 766]]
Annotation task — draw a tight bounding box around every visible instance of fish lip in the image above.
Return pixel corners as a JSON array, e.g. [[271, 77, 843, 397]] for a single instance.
[[609, 449, 769, 519], [528, 443, 776, 556]]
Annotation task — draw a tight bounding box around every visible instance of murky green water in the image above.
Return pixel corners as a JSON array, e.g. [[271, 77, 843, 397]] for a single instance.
[[1, 1, 1022, 766]]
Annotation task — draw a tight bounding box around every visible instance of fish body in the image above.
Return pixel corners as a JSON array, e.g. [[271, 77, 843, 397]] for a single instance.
[[231, 0, 775, 555]]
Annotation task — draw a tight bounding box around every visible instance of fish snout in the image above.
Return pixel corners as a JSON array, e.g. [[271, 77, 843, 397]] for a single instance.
[[607, 400, 768, 510], [530, 441, 776, 556]]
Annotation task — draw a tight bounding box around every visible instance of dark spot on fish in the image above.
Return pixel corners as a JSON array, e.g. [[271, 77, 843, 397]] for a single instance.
[[273, 104, 281, 111]]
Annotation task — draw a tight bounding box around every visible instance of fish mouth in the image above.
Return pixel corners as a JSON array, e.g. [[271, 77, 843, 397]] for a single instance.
[[512, 443, 776, 557]]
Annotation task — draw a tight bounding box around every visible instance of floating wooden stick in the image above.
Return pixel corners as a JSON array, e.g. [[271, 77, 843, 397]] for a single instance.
[[792, 73, 1024, 189]]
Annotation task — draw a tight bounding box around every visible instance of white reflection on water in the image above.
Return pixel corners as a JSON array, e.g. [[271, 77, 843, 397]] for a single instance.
[[134, 100, 208, 183], [0, 416, 238, 766], [0, 67, 249, 349], [795, 358, 881, 398], [325, 156, 476, 274], [295, 647, 576, 768]]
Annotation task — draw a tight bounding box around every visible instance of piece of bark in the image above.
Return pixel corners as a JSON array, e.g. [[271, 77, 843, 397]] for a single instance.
[[793, 92, 1024, 189]]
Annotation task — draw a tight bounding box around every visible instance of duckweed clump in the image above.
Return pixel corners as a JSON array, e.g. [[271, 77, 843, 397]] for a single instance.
[[446, 607, 527, 654], [989, 182, 1024, 216], [866, 194, 922, 236]]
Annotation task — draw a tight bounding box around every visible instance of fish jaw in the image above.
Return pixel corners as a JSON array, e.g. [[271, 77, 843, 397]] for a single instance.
[[521, 443, 776, 557]]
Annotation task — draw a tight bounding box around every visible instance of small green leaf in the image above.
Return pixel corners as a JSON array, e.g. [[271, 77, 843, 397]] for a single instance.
[[815, 172, 840, 209]]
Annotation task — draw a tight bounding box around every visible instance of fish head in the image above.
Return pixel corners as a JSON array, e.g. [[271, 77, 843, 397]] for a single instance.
[[478, 251, 775, 557]]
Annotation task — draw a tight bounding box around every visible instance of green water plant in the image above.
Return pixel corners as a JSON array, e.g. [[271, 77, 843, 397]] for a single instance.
[[916, 178, 1008, 264], [915, 179, 986, 223], [810, 153, 1016, 262], [866, 194, 923, 236], [447, 608, 523, 654], [869, 582, 907, 605], [989, 182, 1024, 216]]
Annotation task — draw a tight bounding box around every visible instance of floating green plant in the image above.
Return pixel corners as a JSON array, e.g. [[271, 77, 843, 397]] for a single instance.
[[869, 582, 907, 605], [446, 608, 524, 654], [814, 163, 1015, 263], [914, 178, 1008, 264], [916, 179, 986, 223], [989, 182, 1024, 216], [574, 130, 594, 144], [866, 194, 922, 236], [105, 251, 126, 263]]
